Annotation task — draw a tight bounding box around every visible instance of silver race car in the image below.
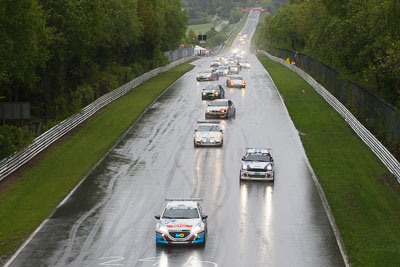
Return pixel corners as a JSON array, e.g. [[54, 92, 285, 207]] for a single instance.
[[226, 75, 246, 88], [196, 69, 219, 81], [239, 62, 251, 69], [205, 99, 236, 119], [155, 198, 208, 246], [216, 66, 229, 77], [240, 148, 275, 181], [194, 121, 223, 147]]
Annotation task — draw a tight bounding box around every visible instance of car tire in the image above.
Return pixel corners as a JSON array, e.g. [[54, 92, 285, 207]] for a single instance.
[[220, 141, 223, 147]]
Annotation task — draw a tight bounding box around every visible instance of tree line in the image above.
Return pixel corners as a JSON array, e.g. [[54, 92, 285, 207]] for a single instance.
[[0, 0, 188, 159], [183, 0, 253, 24], [258, 0, 400, 107]]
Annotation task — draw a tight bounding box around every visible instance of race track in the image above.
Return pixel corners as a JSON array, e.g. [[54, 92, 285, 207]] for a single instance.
[[7, 11, 345, 267]]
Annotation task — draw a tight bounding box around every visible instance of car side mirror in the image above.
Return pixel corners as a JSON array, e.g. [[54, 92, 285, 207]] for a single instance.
[[220, 130, 223, 132], [155, 215, 161, 220], [202, 215, 208, 220]]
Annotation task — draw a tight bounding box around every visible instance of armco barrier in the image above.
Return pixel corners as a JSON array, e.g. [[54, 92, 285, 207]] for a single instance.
[[261, 51, 400, 184], [0, 56, 195, 182]]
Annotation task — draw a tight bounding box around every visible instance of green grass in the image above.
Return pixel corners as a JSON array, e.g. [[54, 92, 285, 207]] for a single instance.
[[223, 14, 249, 53], [0, 62, 195, 263], [257, 54, 400, 266], [187, 23, 214, 34]]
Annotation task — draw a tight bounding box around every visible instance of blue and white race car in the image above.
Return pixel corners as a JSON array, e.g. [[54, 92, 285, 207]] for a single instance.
[[240, 148, 275, 181], [155, 198, 208, 246]]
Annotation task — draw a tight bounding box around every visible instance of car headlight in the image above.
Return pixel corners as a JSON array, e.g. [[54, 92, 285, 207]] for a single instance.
[[202, 92, 206, 95], [195, 134, 201, 138], [191, 225, 201, 234], [216, 134, 222, 138], [266, 164, 273, 171], [242, 165, 248, 170], [158, 226, 168, 234]]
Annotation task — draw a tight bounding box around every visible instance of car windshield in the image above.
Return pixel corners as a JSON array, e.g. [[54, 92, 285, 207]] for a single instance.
[[200, 70, 211, 73], [197, 125, 220, 132], [231, 76, 243, 80], [244, 153, 271, 162], [204, 85, 219, 90], [163, 207, 199, 219], [209, 101, 228, 107]]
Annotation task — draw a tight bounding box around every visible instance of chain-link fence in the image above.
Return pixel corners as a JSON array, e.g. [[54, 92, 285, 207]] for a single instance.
[[164, 47, 195, 63], [268, 47, 400, 154]]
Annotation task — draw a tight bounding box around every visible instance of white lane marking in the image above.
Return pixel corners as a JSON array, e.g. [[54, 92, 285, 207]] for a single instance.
[[138, 256, 218, 267], [99, 256, 125, 266]]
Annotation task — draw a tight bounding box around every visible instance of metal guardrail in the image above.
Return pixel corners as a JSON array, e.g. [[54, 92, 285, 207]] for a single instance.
[[216, 17, 243, 54], [0, 56, 195, 182], [261, 51, 400, 184]]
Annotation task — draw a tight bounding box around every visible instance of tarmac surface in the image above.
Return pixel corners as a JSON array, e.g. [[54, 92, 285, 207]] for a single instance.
[[7, 11, 345, 267]]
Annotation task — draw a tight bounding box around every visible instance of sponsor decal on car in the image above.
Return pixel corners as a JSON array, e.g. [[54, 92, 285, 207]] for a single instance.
[[167, 224, 193, 228]]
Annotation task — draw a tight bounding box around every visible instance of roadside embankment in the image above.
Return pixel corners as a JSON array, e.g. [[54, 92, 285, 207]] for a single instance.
[[257, 54, 400, 266], [0, 62, 195, 264]]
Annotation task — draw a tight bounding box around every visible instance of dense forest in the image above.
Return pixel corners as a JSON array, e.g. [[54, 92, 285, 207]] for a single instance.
[[258, 0, 400, 107], [183, 0, 288, 24], [0, 0, 188, 159]]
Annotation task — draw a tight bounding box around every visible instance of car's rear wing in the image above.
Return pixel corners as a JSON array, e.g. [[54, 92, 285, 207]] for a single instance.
[[165, 198, 203, 202]]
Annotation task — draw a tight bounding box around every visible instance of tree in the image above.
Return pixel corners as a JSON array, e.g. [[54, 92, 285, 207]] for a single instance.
[[0, 0, 50, 101]]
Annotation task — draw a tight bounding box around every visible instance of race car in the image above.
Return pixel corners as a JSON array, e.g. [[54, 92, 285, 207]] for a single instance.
[[226, 75, 246, 88], [216, 66, 229, 77], [210, 60, 221, 67], [155, 198, 208, 246], [194, 121, 223, 147], [202, 84, 225, 100], [240, 148, 275, 181], [239, 62, 251, 69], [228, 65, 239, 74], [205, 99, 236, 119], [196, 69, 219, 81]]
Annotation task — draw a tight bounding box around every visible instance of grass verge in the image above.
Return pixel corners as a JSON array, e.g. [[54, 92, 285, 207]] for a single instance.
[[187, 22, 215, 35], [257, 54, 400, 266], [0, 62, 195, 264]]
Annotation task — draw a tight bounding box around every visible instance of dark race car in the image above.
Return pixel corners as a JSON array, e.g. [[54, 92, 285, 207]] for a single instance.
[[202, 84, 225, 100]]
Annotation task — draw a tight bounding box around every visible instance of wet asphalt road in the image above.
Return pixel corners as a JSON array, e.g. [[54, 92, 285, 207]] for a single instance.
[[8, 11, 345, 267]]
